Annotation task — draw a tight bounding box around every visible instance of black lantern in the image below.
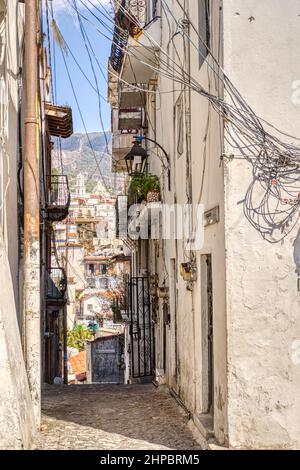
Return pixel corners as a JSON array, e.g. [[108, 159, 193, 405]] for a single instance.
[[125, 139, 148, 176]]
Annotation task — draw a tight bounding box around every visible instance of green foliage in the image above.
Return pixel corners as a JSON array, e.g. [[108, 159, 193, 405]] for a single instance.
[[130, 174, 160, 200], [75, 291, 82, 301], [67, 325, 92, 352]]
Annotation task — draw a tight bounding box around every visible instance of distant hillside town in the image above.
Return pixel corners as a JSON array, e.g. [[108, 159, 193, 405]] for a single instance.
[[49, 170, 130, 385]]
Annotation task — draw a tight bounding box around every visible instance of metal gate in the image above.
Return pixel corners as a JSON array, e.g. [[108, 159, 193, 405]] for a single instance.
[[127, 277, 155, 378]]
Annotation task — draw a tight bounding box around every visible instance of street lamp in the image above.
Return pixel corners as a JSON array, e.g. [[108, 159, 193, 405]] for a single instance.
[[125, 136, 170, 189], [124, 139, 148, 176]]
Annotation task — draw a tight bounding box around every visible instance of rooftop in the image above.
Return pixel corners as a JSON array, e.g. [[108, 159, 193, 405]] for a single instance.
[[69, 351, 86, 382]]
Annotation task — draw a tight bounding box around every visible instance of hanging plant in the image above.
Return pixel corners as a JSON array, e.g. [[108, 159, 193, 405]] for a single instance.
[[146, 175, 161, 203]]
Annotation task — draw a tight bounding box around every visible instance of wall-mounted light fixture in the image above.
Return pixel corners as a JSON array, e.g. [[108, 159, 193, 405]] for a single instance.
[[124, 136, 170, 190], [124, 139, 148, 176], [157, 286, 169, 299], [180, 262, 197, 283]]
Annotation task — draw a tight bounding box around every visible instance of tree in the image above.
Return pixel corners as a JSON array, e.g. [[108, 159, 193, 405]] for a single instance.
[[67, 325, 92, 352]]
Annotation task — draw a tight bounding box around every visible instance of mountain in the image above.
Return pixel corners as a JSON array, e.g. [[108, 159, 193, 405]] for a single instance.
[[53, 132, 124, 194]]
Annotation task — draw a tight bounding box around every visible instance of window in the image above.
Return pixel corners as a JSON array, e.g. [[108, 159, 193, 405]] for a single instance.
[[100, 264, 108, 275], [88, 264, 95, 275], [151, 0, 158, 17], [145, 0, 158, 25], [175, 94, 184, 158], [198, 0, 210, 68]]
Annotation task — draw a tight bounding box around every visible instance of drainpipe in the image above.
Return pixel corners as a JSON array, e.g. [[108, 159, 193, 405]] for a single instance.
[[63, 218, 69, 384], [24, 0, 41, 428]]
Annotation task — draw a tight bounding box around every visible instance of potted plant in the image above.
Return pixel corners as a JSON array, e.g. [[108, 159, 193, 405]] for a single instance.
[[130, 174, 160, 203], [130, 175, 147, 202], [145, 175, 160, 203]]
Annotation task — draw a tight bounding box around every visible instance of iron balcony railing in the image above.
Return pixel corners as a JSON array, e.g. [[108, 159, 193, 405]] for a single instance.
[[110, 0, 159, 74], [117, 0, 147, 29], [45, 174, 70, 222], [110, 0, 147, 74], [46, 267, 67, 305], [110, 26, 128, 74]]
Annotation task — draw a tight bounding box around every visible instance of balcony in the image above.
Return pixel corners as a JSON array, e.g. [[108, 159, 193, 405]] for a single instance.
[[46, 268, 67, 306], [119, 109, 143, 130], [45, 175, 70, 222], [119, 87, 146, 108], [45, 103, 73, 138], [112, 106, 143, 132], [121, 32, 160, 84], [109, 0, 161, 85], [120, 2, 161, 84]]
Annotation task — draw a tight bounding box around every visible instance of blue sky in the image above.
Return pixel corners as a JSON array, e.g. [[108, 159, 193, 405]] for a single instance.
[[50, 0, 112, 134]]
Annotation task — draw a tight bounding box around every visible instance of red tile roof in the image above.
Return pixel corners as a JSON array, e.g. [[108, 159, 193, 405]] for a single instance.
[[69, 351, 86, 381]]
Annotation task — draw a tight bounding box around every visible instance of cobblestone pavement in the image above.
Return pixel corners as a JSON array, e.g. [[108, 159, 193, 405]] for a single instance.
[[34, 384, 202, 450]]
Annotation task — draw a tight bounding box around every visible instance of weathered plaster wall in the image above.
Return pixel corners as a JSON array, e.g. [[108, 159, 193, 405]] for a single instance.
[[149, 0, 228, 444], [121, 0, 300, 449], [223, 0, 300, 449], [188, 0, 227, 445], [0, 1, 36, 449], [0, 250, 35, 449]]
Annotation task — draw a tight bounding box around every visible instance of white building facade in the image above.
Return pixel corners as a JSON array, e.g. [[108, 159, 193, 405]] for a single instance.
[[109, 0, 300, 449]]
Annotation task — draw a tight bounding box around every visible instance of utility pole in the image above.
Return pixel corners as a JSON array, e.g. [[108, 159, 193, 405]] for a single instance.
[[24, 0, 41, 427]]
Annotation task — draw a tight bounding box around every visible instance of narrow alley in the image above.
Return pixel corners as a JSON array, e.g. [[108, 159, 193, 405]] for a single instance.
[[3, 0, 300, 453], [34, 385, 202, 451]]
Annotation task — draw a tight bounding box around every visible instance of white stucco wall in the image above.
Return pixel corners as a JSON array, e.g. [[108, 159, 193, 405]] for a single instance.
[[223, 0, 300, 449], [82, 296, 103, 318], [0, 250, 35, 449], [149, 0, 227, 445], [0, 0, 36, 449], [111, 0, 300, 449], [147, 0, 300, 449]]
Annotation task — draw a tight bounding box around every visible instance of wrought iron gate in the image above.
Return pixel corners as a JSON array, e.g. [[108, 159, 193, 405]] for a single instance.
[[127, 277, 155, 378]]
